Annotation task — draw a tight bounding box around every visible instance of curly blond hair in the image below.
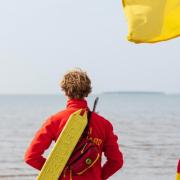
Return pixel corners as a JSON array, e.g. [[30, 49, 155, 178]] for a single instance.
[[60, 68, 92, 99]]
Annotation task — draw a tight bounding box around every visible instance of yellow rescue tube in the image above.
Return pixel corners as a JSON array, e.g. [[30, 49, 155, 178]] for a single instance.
[[37, 109, 87, 180]]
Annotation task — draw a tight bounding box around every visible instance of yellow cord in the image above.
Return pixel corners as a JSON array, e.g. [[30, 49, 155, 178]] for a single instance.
[[70, 170, 72, 180], [63, 167, 68, 178]]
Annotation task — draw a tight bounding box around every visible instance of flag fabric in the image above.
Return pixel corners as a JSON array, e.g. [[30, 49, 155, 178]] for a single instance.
[[177, 160, 180, 180], [122, 0, 180, 43]]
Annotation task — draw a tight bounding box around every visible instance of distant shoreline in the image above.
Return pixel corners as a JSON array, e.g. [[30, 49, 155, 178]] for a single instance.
[[102, 91, 166, 95]]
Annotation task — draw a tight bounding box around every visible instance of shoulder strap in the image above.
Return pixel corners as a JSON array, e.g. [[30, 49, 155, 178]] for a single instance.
[[83, 97, 99, 137]]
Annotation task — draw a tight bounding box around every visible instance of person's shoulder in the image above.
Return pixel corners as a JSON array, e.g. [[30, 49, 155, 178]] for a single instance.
[[48, 109, 68, 124], [53, 109, 67, 118], [92, 112, 113, 127]]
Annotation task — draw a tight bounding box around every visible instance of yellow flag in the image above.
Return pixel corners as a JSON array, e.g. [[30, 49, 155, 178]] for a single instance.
[[177, 173, 180, 180], [122, 0, 180, 43]]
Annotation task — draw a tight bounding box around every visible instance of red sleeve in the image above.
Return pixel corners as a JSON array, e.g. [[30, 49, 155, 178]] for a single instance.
[[101, 121, 124, 180], [24, 116, 55, 170], [178, 160, 180, 173]]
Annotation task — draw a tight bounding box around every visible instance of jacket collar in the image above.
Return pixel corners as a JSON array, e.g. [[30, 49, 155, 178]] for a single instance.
[[66, 99, 88, 109]]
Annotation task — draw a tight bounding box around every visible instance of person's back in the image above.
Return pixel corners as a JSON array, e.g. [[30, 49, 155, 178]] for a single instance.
[[24, 68, 124, 180]]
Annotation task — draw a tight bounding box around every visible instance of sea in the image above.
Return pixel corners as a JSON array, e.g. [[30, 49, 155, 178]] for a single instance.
[[0, 93, 180, 180]]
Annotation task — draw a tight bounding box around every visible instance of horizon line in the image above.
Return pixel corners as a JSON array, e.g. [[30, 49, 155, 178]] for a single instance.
[[0, 91, 180, 96]]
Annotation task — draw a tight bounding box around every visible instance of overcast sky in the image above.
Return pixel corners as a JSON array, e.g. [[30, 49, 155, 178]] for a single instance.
[[0, 0, 180, 94]]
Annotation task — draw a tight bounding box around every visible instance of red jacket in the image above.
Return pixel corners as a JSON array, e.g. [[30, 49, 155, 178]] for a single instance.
[[178, 160, 180, 173], [24, 99, 123, 180]]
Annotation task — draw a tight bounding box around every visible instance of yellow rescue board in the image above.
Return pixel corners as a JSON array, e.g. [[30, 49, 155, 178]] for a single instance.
[[177, 173, 180, 180], [37, 109, 87, 180]]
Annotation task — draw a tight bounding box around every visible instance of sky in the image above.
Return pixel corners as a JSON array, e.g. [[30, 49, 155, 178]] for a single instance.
[[0, 0, 180, 94]]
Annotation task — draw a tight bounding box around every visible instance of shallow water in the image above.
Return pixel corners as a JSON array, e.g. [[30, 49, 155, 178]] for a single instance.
[[0, 94, 179, 180]]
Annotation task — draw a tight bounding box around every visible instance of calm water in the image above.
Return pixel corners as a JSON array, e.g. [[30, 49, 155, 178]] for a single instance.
[[0, 94, 180, 180]]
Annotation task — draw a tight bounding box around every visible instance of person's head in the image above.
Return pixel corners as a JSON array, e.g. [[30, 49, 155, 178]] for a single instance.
[[60, 68, 92, 99]]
